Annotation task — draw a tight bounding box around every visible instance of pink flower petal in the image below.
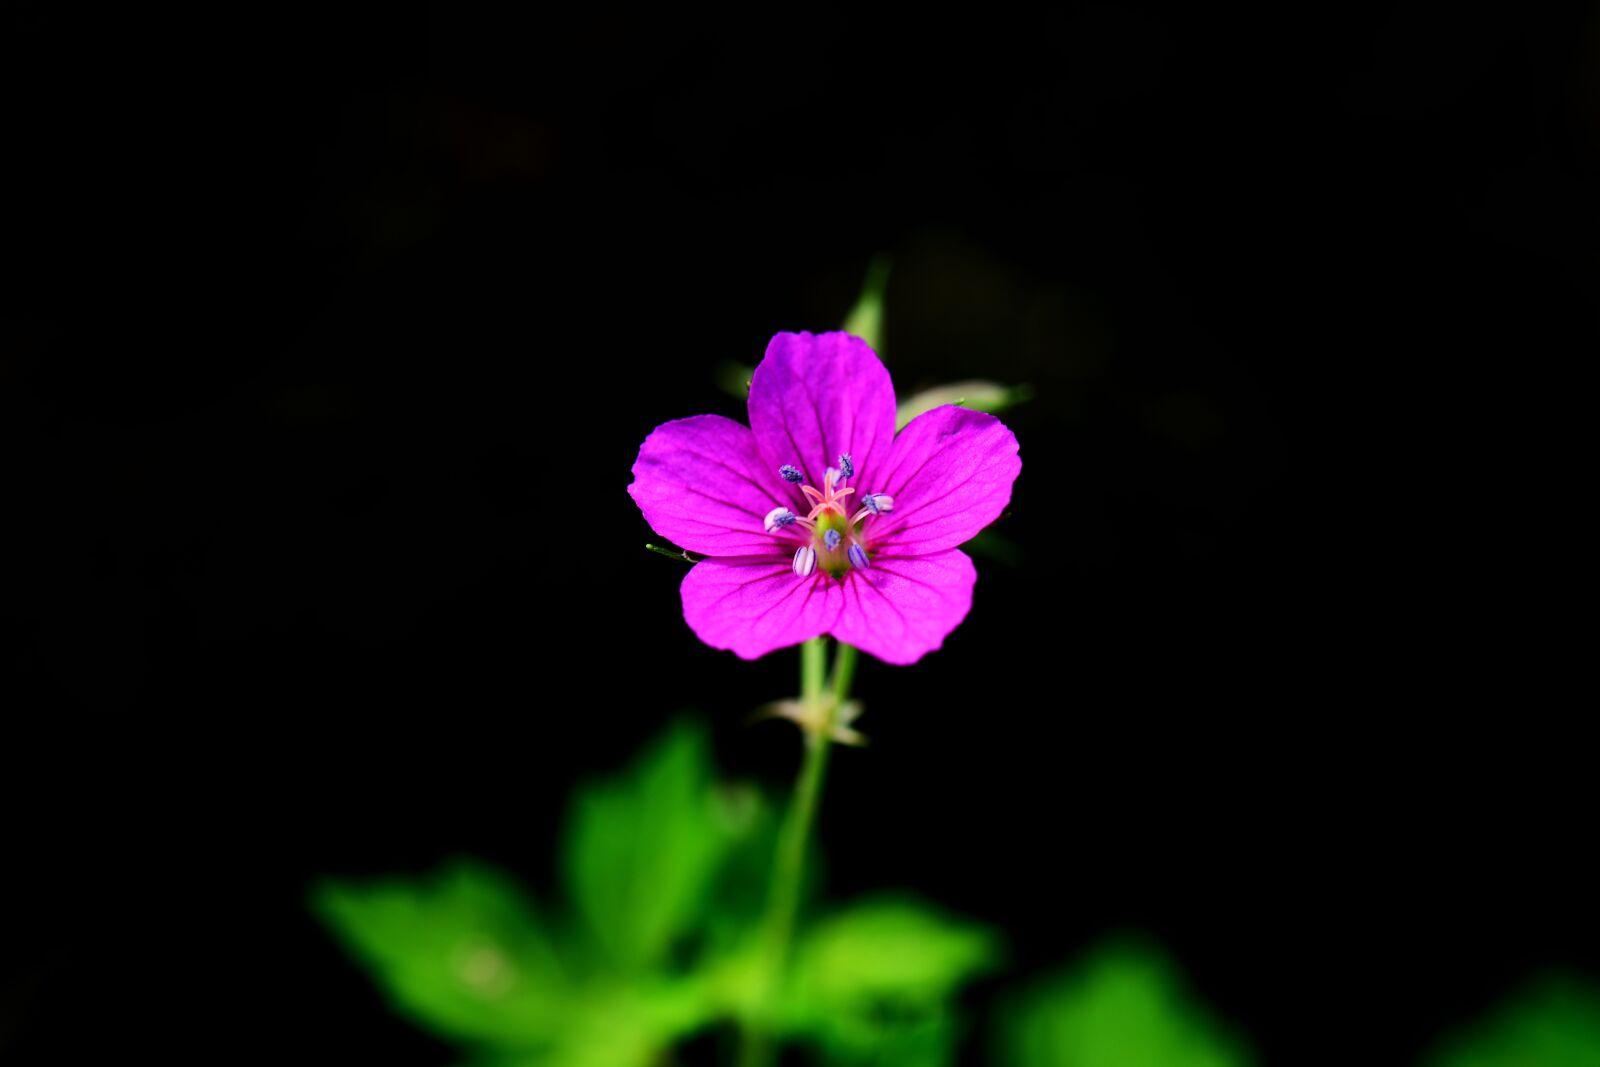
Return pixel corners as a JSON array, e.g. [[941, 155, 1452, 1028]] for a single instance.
[[830, 549, 978, 665], [867, 406, 1021, 555], [629, 415, 795, 557], [680, 557, 847, 660], [748, 332, 898, 508]]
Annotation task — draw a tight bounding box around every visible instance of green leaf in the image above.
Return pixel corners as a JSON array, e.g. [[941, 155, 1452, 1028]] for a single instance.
[[786, 895, 1002, 1066], [311, 723, 773, 1067], [963, 528, 1022, 566], [998, 936, 1252, 1067], [454, 975, 723, 1067], [896, 380, 1033, 430], [560, 720, 736, 975], [715, 360, 755, 399], [702, 780, 782, 943], [843, 255, 891, 354], [311, 860, 569, 1049], [1425, 976, 1600, 1067]]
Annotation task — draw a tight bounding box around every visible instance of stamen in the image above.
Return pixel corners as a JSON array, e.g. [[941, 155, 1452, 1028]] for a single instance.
[[792, 545, 816, 577], [823, 529, 842, 551], [848, 544, 871, 569], [836, 453, 854, 480], [764, 507, 798, 532], [859, 492, 893, 515], [780, 464, 804, 484]]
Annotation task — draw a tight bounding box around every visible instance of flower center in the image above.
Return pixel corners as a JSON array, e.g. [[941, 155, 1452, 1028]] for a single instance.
[[762, 453, 894, 579]]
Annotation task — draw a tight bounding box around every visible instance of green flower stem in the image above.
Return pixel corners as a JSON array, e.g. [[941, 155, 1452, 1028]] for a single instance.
[[830, 641, 858, 708], [803, 633, 829, 714], [738, 636, 858, 1067]]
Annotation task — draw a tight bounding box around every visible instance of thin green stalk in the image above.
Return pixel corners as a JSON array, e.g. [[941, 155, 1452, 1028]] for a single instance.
[[738, 637, 858, 1067], [831, 642, 858, 708], [802, 634, 828, 713]]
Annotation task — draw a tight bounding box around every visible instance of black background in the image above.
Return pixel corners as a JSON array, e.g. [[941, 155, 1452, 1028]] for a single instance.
[[4, 4, 1595, 1065]]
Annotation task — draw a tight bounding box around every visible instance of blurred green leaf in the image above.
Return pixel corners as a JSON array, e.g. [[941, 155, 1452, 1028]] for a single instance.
[[715, 360, 755, 399], [561, 720, 737, 975], [795, 896, 1001, 1002], [312, 722, 760, 1067], [311, 860, 569, 1049], [963, 528, 1022, 566], [452, 977, 720, 1067], [1425, 976, 1600, 1067], [315, 721, 1023, 1067], [702, 780, 782, 946], [897, 381, 1033, 430], [843, 255, 891, 354], [786, 895, 1002, 1066], [998, 936, 1252, 1067], [438, 985, 707, 1067]]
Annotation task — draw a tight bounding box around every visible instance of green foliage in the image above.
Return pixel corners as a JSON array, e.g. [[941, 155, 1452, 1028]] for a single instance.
[[560, 721, 736, 974], [962, 529, 1022, 566], [1425, 976, 1600, 1067], [786, 896, 1002, 1067], [311, 721, 1005, 1067], [314, 718, 1600, 1067], [997, 936, 1252, 1067], [896, 381, 1033, 431], [312, 721, 756, 1067], [716, 359, 756, 399], [312, 860, 568, 1049], [843, 256, 891, 354]]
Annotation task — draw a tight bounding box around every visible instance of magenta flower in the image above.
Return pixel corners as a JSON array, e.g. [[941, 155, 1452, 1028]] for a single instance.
[[629, 332, 1021, 665]]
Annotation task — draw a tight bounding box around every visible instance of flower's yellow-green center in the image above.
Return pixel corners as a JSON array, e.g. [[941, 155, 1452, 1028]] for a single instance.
[[814, 511, 853, 579]]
